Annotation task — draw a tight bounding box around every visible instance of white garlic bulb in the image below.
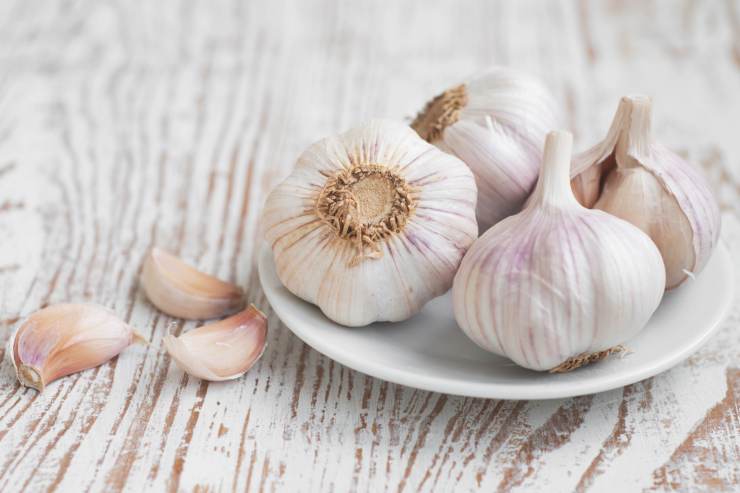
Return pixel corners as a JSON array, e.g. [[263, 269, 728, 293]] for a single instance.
[[263, 119, 478, 327], [571, 95, 721, 289], [412, 67, 562, 232], [453, 131, 665, 372]]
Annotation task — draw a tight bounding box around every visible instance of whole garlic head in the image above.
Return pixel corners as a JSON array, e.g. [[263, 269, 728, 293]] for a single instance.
[[263, 119, 478, 327], [571, 96, 721, 289], [453, 131, 665, 372], [412, 67, 562, 232]]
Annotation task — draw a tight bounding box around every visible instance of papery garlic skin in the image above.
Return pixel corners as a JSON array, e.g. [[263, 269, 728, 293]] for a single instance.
[[412, 67, 562, 231], [571, 96, 721, 289], [262, 119, 478, 327], [164, 305, 267, 381], [141, 247, 244, 319], [453, 131, 665, 372], [9, 304, 143, 391]]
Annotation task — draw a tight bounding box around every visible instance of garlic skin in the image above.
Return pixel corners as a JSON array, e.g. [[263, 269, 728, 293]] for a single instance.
[[141, 247, 244, 319], [164, 305, 267, 381], [571, 96, 721, 289], [412, 67, 562, 231], [453, 131, 665, 372], [8, 304, 144, 391], [262, 119, 478, 327]]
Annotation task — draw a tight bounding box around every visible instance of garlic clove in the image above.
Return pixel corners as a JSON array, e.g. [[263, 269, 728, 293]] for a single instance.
[[412, 67, 562, 231], [571, 96, 721, 289], [9, 303, 144, 391], [453, 131, 666, 372], [262, 119, 478, 327], [141, 247, 244, 319], [163, 305, 267, 381]]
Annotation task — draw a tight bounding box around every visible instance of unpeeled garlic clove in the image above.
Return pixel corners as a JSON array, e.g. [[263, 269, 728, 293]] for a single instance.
[[412, 67, 562, 231], [163, 305, 267, 381], [8, 303, 145, 391], [141, 247, 244, 319], [453, 131, 665, 372], [571, 96, 721, 289]]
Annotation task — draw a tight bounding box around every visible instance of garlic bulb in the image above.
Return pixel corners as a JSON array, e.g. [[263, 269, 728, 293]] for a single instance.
[[571, 96, 721, 289], [141, 247, 244, 319], [164, 305, 267, 381], [411, 67, 562, 231], [8, 303, 145, 391], [453, 131, 665, 372], [262, 119, 478, 327]]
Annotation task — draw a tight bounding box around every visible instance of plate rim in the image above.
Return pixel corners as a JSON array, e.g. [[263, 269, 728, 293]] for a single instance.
[[258, 242, 735, 400]]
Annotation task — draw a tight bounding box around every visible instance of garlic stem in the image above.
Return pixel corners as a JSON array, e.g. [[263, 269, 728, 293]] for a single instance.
[[532, 131, 577, 208], [615, 96, 653, 165]]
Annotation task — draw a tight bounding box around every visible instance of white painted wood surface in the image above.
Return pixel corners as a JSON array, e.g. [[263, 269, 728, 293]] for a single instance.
[[0, 1, 738, 491]]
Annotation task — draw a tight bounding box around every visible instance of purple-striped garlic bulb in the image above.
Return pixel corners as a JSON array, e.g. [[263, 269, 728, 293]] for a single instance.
[[571, 96, 721, 289], [8, 304, 145, 391], [411, 67, 562, 232], [263, 119, 478, 327], [453, 131, 665, 372]]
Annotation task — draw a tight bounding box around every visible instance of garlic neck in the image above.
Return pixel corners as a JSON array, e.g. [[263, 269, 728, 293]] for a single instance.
[[615, 96, 653, 168], [531, 131, 579, 209]]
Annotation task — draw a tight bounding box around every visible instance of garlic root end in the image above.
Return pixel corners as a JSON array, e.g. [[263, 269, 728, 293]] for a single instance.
[[549, 345, 626, 373], [17, 364, 45, 392]]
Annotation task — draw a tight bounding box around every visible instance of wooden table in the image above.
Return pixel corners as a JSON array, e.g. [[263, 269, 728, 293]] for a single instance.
[[0, 1, 738, 491]]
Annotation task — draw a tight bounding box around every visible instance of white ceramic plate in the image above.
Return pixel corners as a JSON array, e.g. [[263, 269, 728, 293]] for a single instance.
[[258, 243, 734, 400]]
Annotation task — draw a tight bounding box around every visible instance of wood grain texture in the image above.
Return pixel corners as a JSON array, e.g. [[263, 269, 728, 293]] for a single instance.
[[0, 1, 738, 491]]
